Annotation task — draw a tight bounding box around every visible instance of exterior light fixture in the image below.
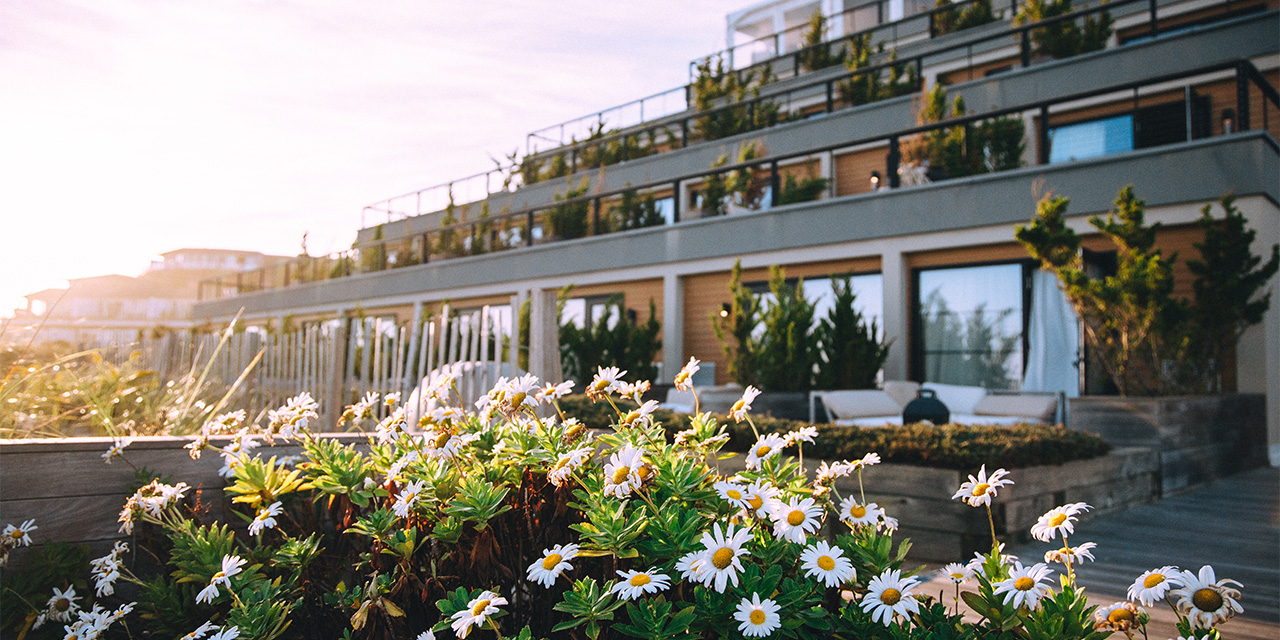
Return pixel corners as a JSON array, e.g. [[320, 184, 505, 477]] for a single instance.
[[870, 171, 881, 191], [720, 303, 731, 318], [1221, 108, 1235, 134]]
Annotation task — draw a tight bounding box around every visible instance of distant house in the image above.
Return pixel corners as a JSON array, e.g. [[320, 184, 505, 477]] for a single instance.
[[8, 249, 289, 347]]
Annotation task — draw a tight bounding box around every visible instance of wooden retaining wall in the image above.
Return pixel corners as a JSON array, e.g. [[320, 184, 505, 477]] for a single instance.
[[0, 437, 1158, 570]]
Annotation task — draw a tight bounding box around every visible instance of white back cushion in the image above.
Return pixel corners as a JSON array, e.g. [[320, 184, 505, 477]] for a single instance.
[[822, 390, 903, 420], [920, 382, 987, 415]]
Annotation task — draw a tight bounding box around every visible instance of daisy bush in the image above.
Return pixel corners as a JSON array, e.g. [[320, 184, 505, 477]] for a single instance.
[[0, 363, 1248, 639]]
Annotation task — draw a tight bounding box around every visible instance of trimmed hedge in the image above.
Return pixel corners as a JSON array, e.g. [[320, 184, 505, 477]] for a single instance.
[[556, 394, 1111, 470]]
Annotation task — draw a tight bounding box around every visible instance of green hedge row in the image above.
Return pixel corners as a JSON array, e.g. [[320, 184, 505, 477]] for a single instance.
[[555, 395, 1111, 470]]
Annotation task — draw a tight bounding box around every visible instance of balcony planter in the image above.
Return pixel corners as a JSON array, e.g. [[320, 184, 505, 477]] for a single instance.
[[1068, 393, 1267, 494]]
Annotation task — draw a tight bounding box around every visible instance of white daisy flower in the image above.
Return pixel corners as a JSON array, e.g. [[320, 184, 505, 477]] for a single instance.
[[815, 460, 855, 485], [730, 386, 762, 422], [673, 357, 700, 391], [384, 391, 402, 407], [966, 545, 1018, 577], [800, 540, 855, 587], [1094, 602, 1144, 632], [1030, 502, 1091, 542], [741, 481, 782, 518], [587, 366, 626, 399], [196, 555, 246, 605], [393, 480, 427, 519], [675, 550, 711, 584], [861, 569, 921, 626], [248, 501, 283, 536], [1127, 566, 1182, 606], [714, 481, 751, 510], [838, 498, 884, 528], [3, 519, 37, 547], [877, 514, 899, 534], [526, 544, 579, 587], [416, 632, 437, 640], [548, 447, 593, 487], [698, 523, 753, 593], [450, 590, 507, 638], [769, 497, 823, 544], [952, 465, 1013, 507], [208, 625, 240, 640], [744, 433, 786, 470], [44, 585, 80, 622], [90, 542, 127, 597], [1170, 565, 1243, 628], [537, 380, 575, 403], [733, 592, 781, 637], [610, 569, 671, 600], [992, 561, 1054, 610], [180, 620, 217, 640], [616, 380, 651, 404], [603, 446, 646, 498], [785, 426, 819, 446], [102, 438, 132, 463], [942, 562, 972, 584], [1044, 542, 1097, 566], [850, 452, 882, 470]]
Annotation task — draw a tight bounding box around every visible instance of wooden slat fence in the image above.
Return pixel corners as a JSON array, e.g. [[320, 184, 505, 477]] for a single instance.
[[97, 301, 522, 430]]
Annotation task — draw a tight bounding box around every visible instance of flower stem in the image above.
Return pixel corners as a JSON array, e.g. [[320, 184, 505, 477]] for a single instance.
[[985, 504, 997, 551]]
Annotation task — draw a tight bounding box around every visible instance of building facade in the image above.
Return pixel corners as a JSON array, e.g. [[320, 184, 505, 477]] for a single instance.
[[192, 0, 1280, 459]]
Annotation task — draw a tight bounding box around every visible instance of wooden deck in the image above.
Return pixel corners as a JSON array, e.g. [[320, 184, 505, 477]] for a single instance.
[[920, 466, 1279, 639]]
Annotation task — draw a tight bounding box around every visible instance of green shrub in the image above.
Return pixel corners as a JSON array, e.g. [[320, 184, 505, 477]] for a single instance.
[[814, 276, 891, 389], [777, 174, 829, 205], [796, 10, 846, 73], [558, 296, 662, 386], [546, 179, 591, 240], [556, 394, 1111, 470], [714, 262, 817, 392]]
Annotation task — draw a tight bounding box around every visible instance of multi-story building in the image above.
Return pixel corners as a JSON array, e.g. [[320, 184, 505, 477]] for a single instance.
[[192, 0, 1280, 459], [9, 248, 288, 346]]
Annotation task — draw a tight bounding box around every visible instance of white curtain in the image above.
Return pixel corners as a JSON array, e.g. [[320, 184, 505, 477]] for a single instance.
[[1022, 269, 1080, 397]]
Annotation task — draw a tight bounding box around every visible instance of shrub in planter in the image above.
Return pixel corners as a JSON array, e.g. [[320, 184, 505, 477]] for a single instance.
[[1, 380, 1242, 640], [714, 262, 817, 392], [559, 295, 662, 388]]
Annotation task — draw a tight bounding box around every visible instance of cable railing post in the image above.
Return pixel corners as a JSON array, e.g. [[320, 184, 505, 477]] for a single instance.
[[422, 233, 430, 264], [928, 12, 935, 38], [1038, 105, 1051, 164], [886, 136, 900, 188], [470, 223, 478, 255], [826, 80, 834, 113], [1148, 0, 1158, 39], [592, 197, 601, 236], [1237, 62, 1251, 131], [672, 181, 681, 223], [1009, 0, 1017, 19], [769, 161, 780, 208], [1184, 86, 1193, 142], [1021, 29, 1031, 68], [526, 211, 535, 247], [681, 119, 689, 148]]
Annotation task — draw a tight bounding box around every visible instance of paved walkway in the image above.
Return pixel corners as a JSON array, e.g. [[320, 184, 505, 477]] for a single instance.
[[919, 466, 1279, 640]]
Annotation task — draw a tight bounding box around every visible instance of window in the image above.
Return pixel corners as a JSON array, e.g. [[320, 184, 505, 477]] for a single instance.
[[744, 272, 884, 337], [1048, 97, 1210, 163], [915, 263, 1028, 389], [560, 294, 621, 330]]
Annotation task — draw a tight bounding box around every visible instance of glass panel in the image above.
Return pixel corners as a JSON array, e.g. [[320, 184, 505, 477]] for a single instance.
[[1048, 115, 1134, 163], [803, 273, 884, 338], [918, 264, 1023, 389]]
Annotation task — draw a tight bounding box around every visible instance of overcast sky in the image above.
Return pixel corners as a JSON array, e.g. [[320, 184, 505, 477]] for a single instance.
[[0, 0, 741, 316]]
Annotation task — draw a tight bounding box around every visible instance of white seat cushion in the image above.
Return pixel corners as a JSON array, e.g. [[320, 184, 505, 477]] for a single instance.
[[921, 382, 987, 415], [822, 390, 903, 420], [973, 394, 1057, 423]]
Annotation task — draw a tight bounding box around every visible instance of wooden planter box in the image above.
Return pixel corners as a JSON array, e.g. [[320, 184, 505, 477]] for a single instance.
[[721, 447, 1159, 562], [1, 436, 1157, 568], [1069, 393, 1267, 494]]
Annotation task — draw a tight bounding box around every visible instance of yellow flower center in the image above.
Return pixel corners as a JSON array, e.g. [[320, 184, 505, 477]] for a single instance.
[[971, 483, 990, 497], [1192, 588, 1223, 612], [612, 466, 632, 484], [1143, 574, 1165, 588], [10, 530, 23, 540], [565, 424, 585, 440], [629, 574, 651, 587], [750, 609, 766, 625], [675, 372, 690, 385], [637, 466, 652, 481], [1108, 608, 1135, 623], [731, 400, 746, 414], [727, 489, 743, 500], [950, 572, 966, 580], [509, 392, 526, 407], [880, 588, 902, 605], [747, 495, 763, 511], [591, 379, 610, 392], [1014, 577, 1035, 591], [755, 445, 771, 457], [1049, 513, 1068, 527], [434, 432, 451, 449], [542, 553, 562, 570], [817, 555, 836, 571], [212, 571, 226, 581], [471, 599, 491, 616], [53, 598, 71, 612], [711, 547, 734, 569], [787, 510, 806, 526], [849, 505, 866, 518], [553, 457, 569, 471]]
